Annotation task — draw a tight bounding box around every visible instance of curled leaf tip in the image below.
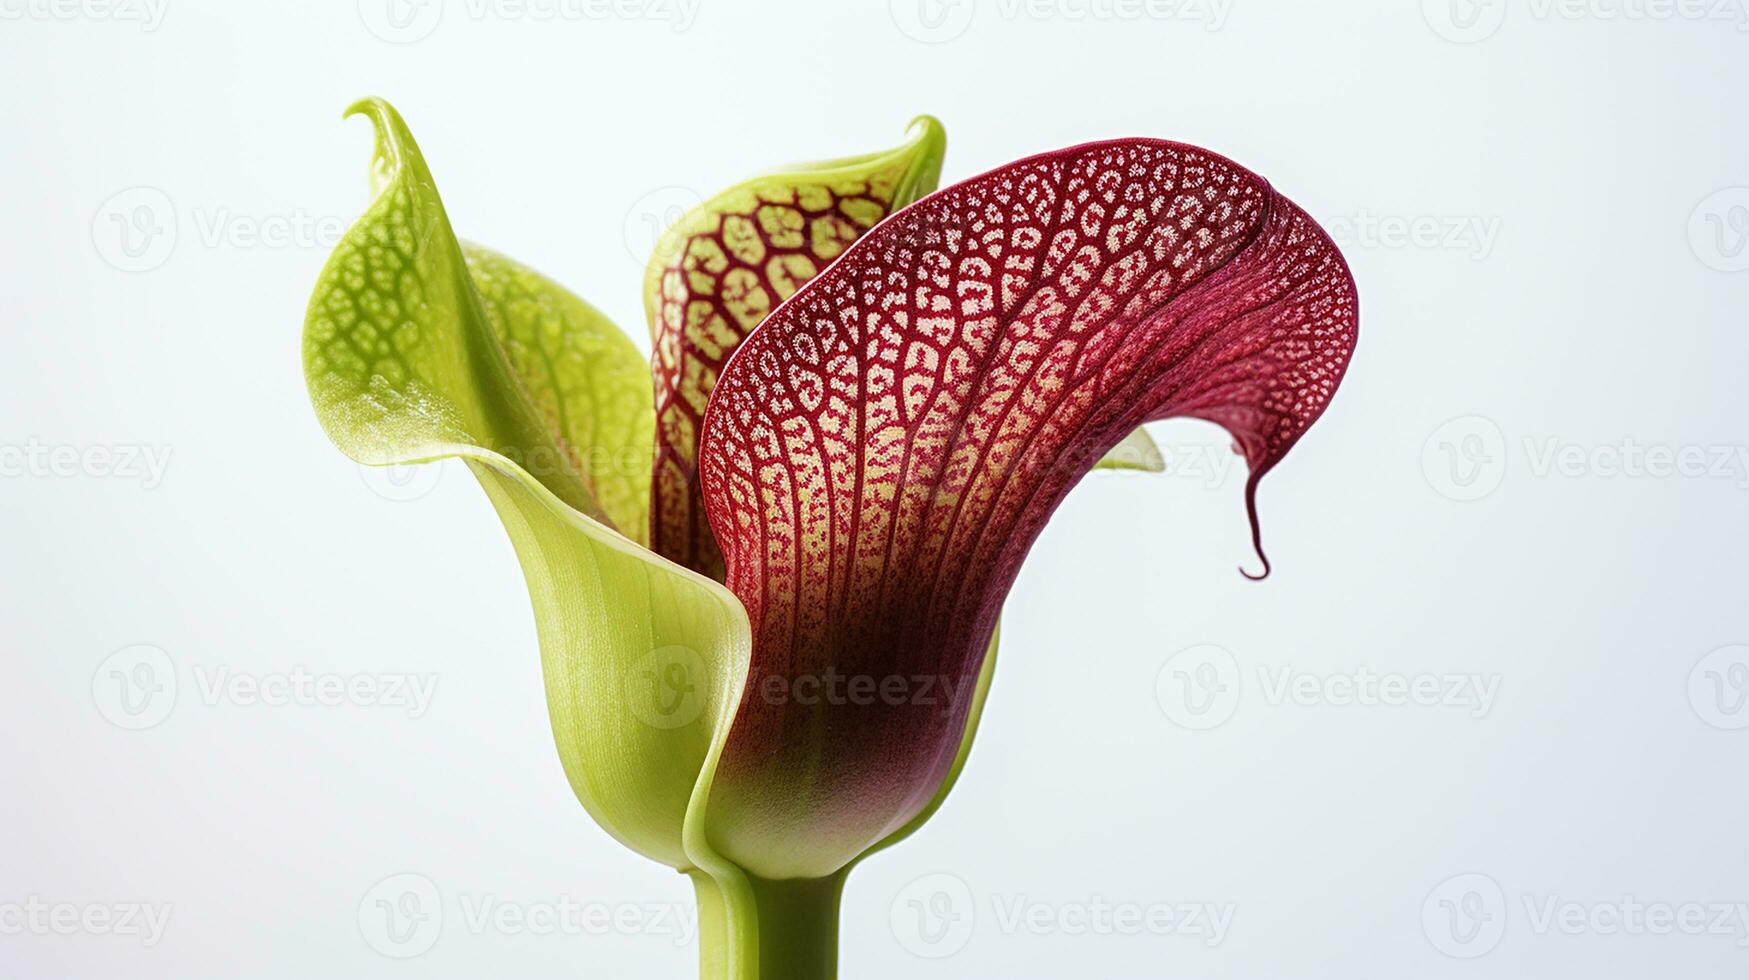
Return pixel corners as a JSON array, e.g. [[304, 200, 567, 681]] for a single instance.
[[341, 97, 414, 195], [1240, 472, 1272, 581], [903, 114, 947, 151], [342, 96, 384, 119], [905, 113, 944, 134], [342, 96, 406, 137], [894, 115, 947, 207]]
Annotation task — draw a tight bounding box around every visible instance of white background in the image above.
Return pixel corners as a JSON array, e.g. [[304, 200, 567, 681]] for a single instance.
[[4, 0, 1749, 976]]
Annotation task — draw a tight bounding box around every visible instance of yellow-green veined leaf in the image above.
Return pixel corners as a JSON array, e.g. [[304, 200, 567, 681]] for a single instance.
[[304, 97, 656, 537], [643, 118, 948, 578], [304, 100, 596, 519], [302, 97, 749, 878], [465, 242, 655, 543]]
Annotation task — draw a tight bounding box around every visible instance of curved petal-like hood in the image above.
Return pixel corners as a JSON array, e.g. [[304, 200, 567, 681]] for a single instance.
[[695, 139, 1358, 878]]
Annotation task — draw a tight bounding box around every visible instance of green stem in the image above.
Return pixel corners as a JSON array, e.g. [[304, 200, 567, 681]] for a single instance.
[[691, 868, 847, 980], [748, 872, 844, 979], [691, 871, 732, 980]]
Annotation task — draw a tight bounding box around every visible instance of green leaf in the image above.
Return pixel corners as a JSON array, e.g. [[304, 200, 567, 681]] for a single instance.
[[302, 97, 748, 874], [1095, 426, 1167, 472], [465, 242, 655, 543], [303, 97, 655, 538], [470, 460, 750, 872], [303, 100, 595, 520]]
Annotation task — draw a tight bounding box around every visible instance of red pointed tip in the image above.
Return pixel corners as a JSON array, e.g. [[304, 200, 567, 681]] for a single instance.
[[1240, 470, 1271, 581]]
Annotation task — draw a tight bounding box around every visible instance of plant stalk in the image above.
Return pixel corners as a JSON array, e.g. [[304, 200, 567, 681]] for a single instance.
[[691, 868, 847, 980]]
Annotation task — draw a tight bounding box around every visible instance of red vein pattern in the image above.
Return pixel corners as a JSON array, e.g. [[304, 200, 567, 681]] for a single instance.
[[696, 139, 1358, 877], [649, 170, 918, 578]]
